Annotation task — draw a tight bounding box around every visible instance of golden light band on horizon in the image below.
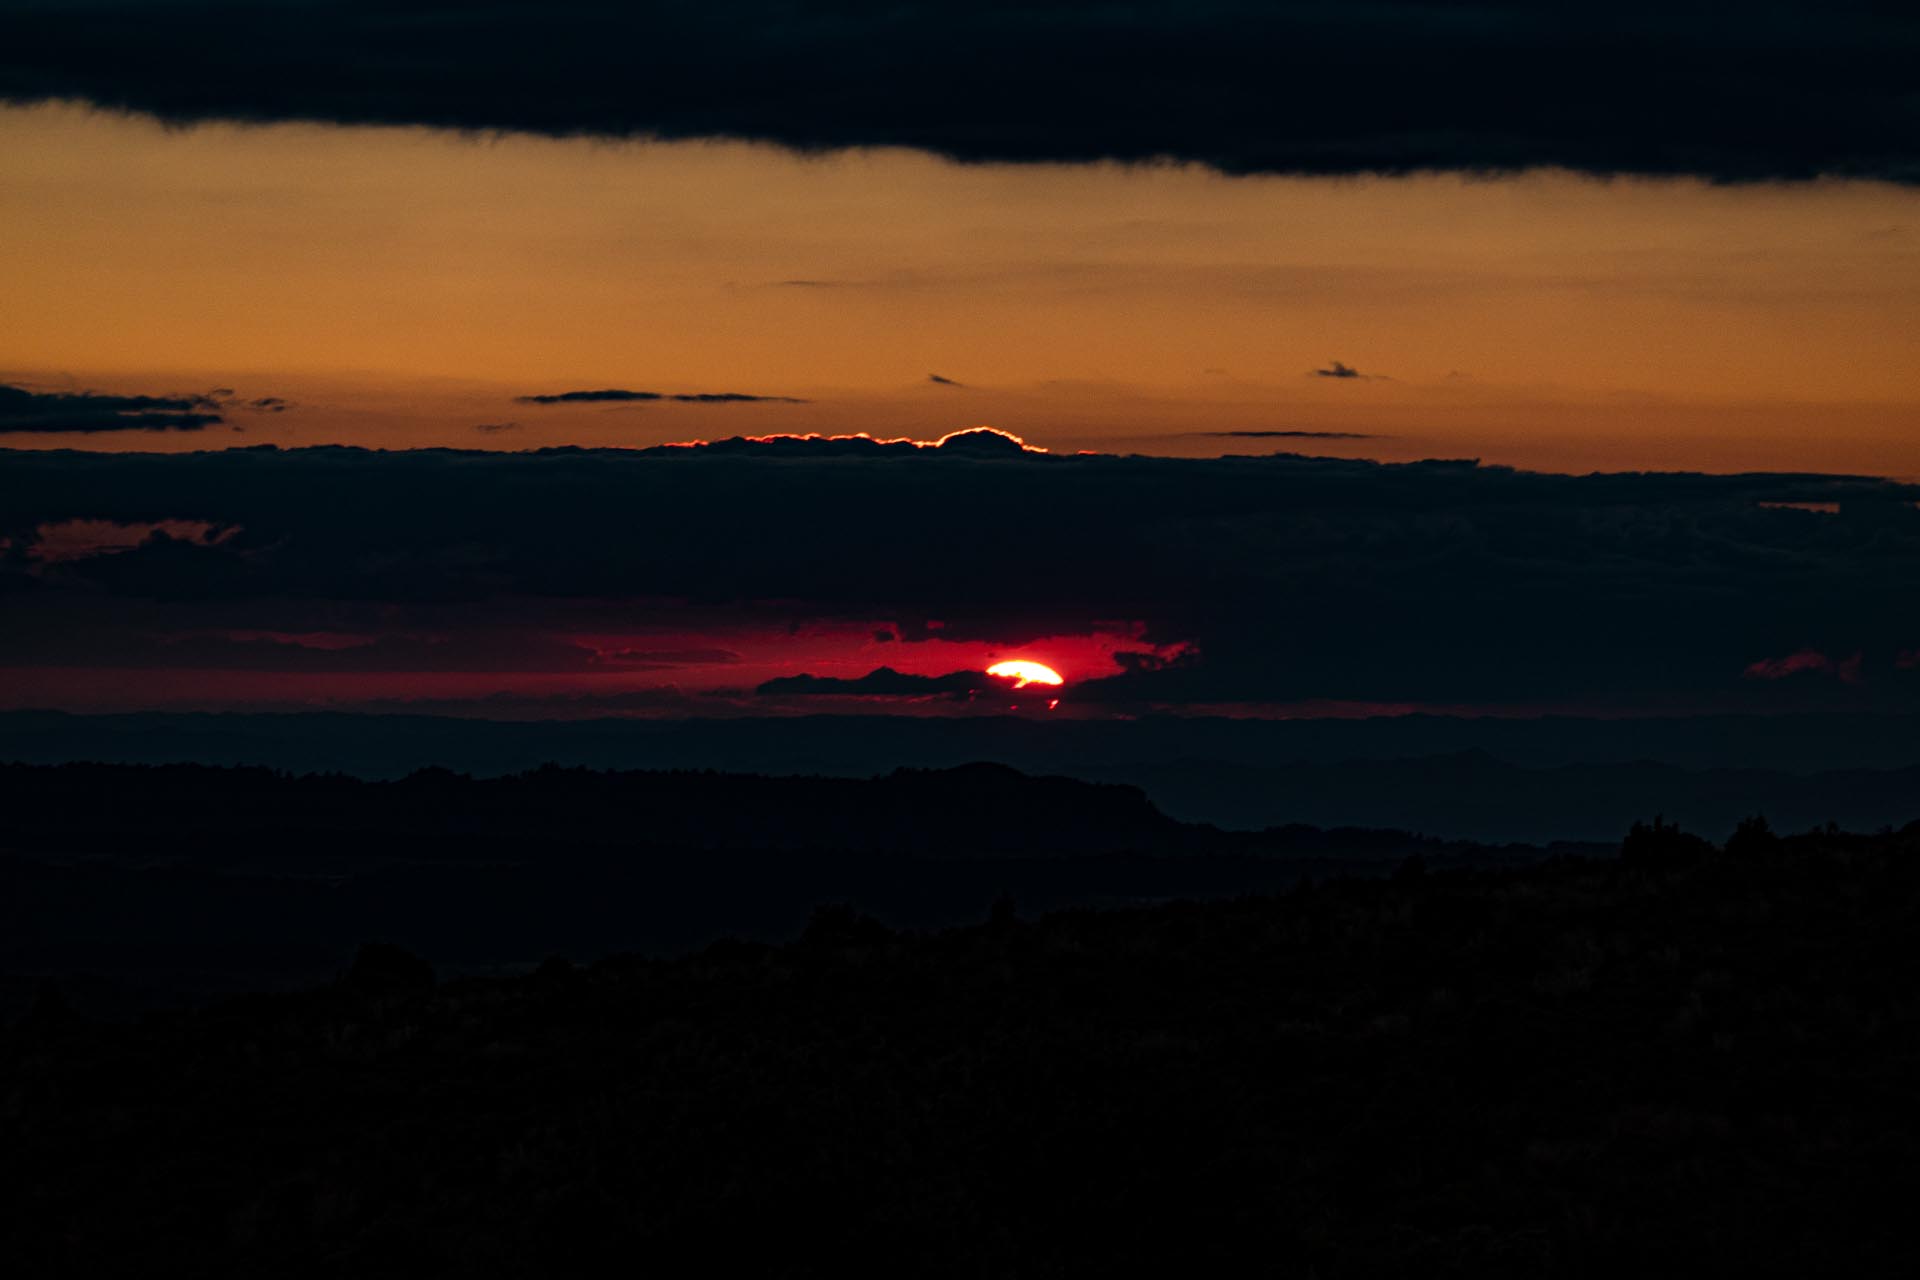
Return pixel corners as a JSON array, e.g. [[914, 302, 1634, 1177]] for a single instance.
[[3, 102, 1918, 475]]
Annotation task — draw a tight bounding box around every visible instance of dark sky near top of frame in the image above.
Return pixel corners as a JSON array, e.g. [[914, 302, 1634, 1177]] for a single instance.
[[0, 2, 1914, 183]]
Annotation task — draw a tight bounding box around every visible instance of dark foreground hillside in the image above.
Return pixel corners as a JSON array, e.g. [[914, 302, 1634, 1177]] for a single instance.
[[6, 822, 1919, 1277], [0, 762, 1568, 1016]]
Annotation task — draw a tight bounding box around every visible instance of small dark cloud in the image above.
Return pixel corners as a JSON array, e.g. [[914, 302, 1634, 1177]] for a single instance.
[[928, 374, 966, 388], [520, 391, 662, 404], [245, 397, 292, 413], [516, 388, 809, 405], [872, 628, 897, 644], [758, 667, 999, 698], [1313, 361, 1365, 380], [473, 421, 522, 434], [0, 384, 222, 434], [774, 280, 843, 288], [1198, 430, 1378, 440]]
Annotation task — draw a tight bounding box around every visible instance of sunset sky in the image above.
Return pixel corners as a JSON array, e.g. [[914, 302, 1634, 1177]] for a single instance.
[[3, 1, 1917, 720], [4, 102, 1917, 475]]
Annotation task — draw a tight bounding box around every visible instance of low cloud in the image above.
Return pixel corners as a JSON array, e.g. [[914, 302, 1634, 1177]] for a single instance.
[[1313, 361, 1366, 380], [593, 647, 741, 666], [7, 444, 1920, 713], [928, 374, 966, 387], [758, 667, 999, 698]]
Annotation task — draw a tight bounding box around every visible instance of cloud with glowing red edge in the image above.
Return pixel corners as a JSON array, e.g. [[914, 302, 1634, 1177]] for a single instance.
[[1744, 651, 1864, 685]]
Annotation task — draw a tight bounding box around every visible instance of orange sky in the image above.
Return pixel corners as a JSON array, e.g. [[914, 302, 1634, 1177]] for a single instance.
[[4, 102, 1917, 475]]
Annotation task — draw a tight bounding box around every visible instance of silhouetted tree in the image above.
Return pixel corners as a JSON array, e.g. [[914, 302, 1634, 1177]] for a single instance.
[[344, 942, 435, 995], [16, 979, 75, 1037], [989, 892, 1019, 930], [534, 955, 577, 984], [1622, 815, 1714, 867], [801, 904, 892, 950], [1726, 814, 1781, 860]]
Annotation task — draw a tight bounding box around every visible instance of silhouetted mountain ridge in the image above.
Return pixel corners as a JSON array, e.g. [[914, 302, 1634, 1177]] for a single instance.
[[4, 761, 1562, 1013], [12, 709, 1920, 841], [0, 759, 1201, 861]]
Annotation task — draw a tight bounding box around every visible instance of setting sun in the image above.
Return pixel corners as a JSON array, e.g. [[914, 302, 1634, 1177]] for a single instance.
[[986, 660, 1064, 688]]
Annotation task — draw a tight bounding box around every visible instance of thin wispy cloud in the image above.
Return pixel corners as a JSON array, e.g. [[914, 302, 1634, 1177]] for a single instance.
[[1197, 430, 1378, 440], [516, 389, 809, 405]]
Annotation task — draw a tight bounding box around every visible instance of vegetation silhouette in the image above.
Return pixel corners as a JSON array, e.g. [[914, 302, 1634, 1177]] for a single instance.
[[5, 794, 1920, 1275]]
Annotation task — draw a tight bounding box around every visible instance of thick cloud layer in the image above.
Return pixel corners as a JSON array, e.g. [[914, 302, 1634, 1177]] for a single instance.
[[1, 2, 1914, 182], [6, 441, 1920, 712]]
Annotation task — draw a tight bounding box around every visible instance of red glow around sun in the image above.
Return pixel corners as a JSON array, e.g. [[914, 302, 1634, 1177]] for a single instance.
[[986, 660, 1064, 688]]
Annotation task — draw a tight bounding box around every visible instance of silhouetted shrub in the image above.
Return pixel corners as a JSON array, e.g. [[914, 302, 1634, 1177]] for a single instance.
[[1725, 814, 1782, 859], [1621, 815, 1714, 867], [988, 892, 1019, 929], [343, 942, 435, 994], [9, 829, 1920, 1276], [800, 903, 892, 949], [14, 980, 74, 1038], [534, 955, 576, 983]]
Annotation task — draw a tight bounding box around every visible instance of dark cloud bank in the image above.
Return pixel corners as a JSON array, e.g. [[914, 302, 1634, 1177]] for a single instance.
[[1, 2, 1915, 182], [758, 668, 999, 698], [0, 384, 222, 434], [6, 438, 1920, 713]]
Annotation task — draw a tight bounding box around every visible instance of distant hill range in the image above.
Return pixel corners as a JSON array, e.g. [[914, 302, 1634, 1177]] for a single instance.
[[2, 760, 1575, 1017], [8, 708, 1920, 841]]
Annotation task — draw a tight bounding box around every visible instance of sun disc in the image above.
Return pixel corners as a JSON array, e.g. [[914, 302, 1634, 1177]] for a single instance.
[[986, 659, 1064, 688]]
